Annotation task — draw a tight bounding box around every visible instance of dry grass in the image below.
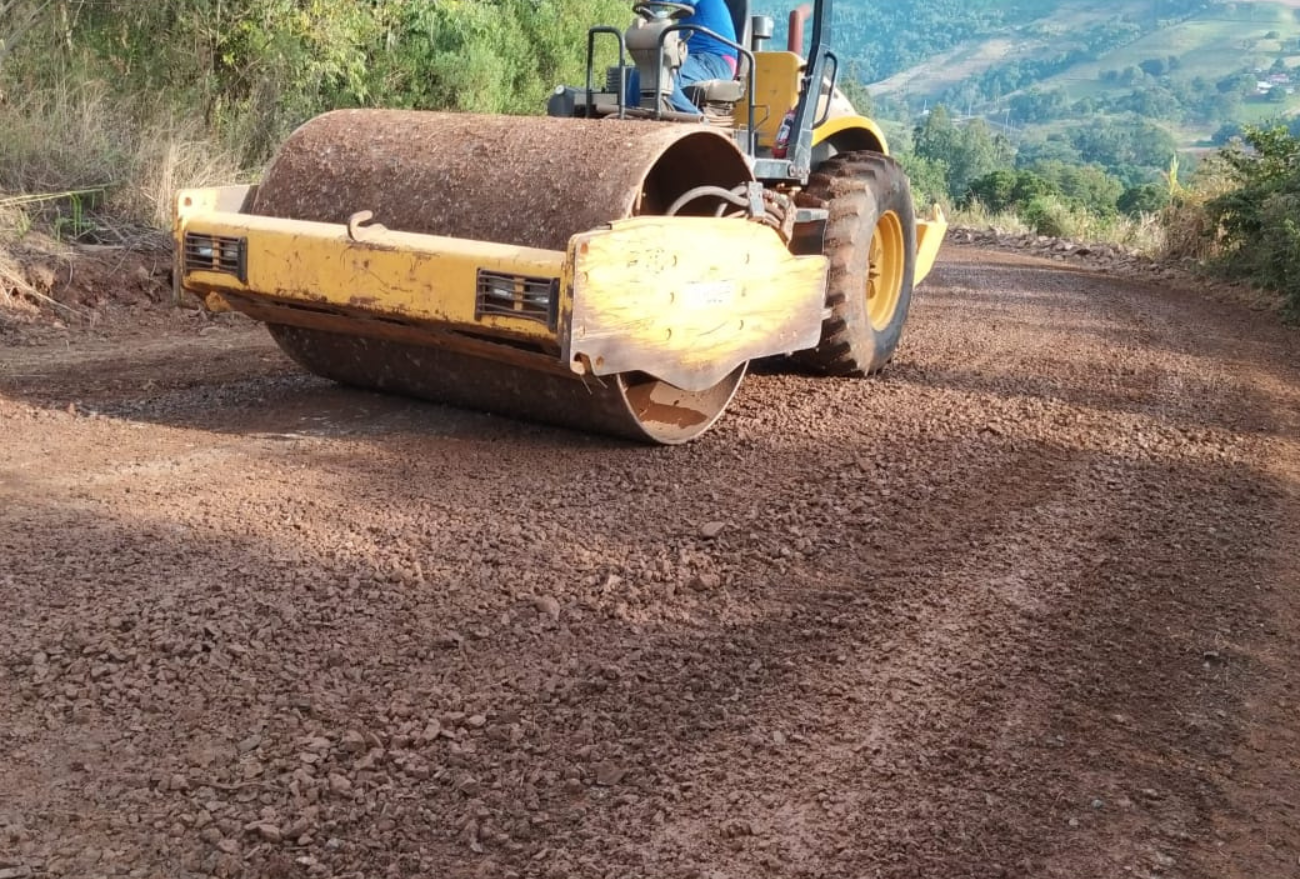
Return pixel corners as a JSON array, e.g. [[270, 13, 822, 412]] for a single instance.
[[949, 202, 1034, 235], [0, 76, 248, 318], [0, 216, 81, 317], [0, 244, 34, 307], [1053, 208, 1166, 254], [1160, 196, 1222, 265], [0, 200, 42, 310], [134, 118, 246, 229], [1158, 156, 1240, 265], [952, 198, 1167, 254], [0, 77, 246, 235]]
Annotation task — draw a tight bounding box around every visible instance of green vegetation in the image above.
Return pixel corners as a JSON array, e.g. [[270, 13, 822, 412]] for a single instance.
[[912, 106, 1015, 197], [911, 104, 1168, 209], [905, 103, 1170, 247], [857, 0, 1300, 151], [778, 0, 1066, 82], [0, 1, 1296, 316], [904, 102, 1300, 312], [808, 0, 1300, 312], [0, 0, 627, 228], [1194, 124, 1300, 312]]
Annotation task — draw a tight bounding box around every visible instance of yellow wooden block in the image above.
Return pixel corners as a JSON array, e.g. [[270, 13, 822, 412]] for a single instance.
[[564, 216, 829, 391]]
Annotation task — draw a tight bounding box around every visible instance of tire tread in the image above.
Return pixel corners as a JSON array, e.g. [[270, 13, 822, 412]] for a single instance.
[[791, 152, 918, 376]]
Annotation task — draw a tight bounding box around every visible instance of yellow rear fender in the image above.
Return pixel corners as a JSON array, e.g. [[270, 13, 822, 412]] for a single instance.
[[811, 115, 889, 157], [914, 205, 948, 287]]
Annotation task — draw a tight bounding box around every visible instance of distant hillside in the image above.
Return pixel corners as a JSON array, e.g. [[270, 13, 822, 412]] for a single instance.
[[759, 0, 1071, 83], [758, 0, 1300, 148]]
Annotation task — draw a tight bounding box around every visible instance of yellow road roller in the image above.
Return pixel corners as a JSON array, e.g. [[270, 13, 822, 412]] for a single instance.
[[174, 0, 946, 444]]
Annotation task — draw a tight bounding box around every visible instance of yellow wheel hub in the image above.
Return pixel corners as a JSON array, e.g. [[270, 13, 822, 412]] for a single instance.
[[867, 210, 906, 332]]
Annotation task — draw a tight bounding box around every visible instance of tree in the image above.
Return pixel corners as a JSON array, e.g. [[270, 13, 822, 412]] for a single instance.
[[1067, 119, 1179, 177], [913, 106, 1020, 200], [1073, 95, 1101, 115], [1029, 160, 1123, 215], [913, 105, 962, 164], [1120, 65, 1145, 86], [837, 69, 875, 118], [965, 169, 1018, 212], [1119, 85, 1185, 121], [965, 168, 1058, 213], [1139, 57, 1167, 77], [1016, 134, 1082, 167], [1217, 71, 1257, 95], [2, 0, 633, 161], [1118, 183, 1170, 216], [1212, 121, 1245, 146], [1009, 87, 1067, 123], [897, 153, 951, 209]]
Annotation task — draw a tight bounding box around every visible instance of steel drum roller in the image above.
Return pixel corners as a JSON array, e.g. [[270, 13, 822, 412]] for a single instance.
[[249, 109, 755, 443]]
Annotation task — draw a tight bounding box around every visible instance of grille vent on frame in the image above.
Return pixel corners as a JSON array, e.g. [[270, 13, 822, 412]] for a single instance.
[[183, 233, 248, 282], [475, 269, 558, 327]]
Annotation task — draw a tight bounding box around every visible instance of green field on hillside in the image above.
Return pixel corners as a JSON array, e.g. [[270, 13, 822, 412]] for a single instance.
[[1062, 6, 1298, 85], [865, 0, 1152, 97], [865, 0, 1300, 147]]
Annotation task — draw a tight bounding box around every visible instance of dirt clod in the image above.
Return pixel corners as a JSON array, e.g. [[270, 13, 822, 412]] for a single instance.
[[532, 595, 561, 620], [248, 823, 283, 843], [700, 521, 726, 539]]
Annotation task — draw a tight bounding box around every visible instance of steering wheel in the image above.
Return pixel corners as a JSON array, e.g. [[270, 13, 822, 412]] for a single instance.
[[633, 2, 695, 20]]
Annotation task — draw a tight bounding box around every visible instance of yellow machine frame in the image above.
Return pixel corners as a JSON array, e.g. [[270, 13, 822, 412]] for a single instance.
[[176, 186, 832, 392]]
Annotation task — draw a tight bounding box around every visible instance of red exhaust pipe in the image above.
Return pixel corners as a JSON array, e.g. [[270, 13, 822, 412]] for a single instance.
[[788, 4, 812, 55]]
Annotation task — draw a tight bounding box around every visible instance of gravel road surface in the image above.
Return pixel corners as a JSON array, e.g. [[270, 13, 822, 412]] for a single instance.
[[1, 245, 1298, 879]]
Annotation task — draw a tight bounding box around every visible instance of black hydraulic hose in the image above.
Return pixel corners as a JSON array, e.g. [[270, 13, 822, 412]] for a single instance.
[[666, 184, 749, 216]]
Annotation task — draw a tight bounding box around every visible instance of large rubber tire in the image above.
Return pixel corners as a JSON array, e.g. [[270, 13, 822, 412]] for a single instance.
[[792, 151, 918, 376]]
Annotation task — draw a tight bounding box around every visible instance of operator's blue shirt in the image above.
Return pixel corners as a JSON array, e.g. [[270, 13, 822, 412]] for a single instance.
[[684, 0, 738, 65]]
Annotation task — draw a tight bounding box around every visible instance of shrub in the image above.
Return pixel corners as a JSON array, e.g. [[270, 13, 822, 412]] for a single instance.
[[1118, 183, 1170, 217], [0, 80, 244, 230], [964, 169, 1058, 214], [897, 153, 953, 211], [1021, 195, 1070, 238], [1202, 125, 1300, 311]]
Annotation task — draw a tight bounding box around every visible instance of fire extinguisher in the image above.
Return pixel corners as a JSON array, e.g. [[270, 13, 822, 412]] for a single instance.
[[772, 109, 795, 159]]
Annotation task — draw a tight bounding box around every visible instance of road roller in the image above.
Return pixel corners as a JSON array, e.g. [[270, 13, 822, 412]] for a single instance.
[[173, 0, 947, 444]]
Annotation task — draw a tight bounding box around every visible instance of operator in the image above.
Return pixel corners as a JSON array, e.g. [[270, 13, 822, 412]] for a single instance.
[[627, 0, 738, 114]]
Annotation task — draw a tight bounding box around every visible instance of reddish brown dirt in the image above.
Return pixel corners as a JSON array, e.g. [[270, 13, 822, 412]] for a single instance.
[[1, 245, 1298, 879]]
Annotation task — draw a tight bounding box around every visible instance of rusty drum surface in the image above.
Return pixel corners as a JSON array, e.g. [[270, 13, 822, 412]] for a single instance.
[[268, 325, 746, 445], [250, 109, 754, 444], [251, 109, 752, 249]]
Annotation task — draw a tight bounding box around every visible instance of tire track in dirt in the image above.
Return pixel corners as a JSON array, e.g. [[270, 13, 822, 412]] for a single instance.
[[622, 253, 1290, 877]]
